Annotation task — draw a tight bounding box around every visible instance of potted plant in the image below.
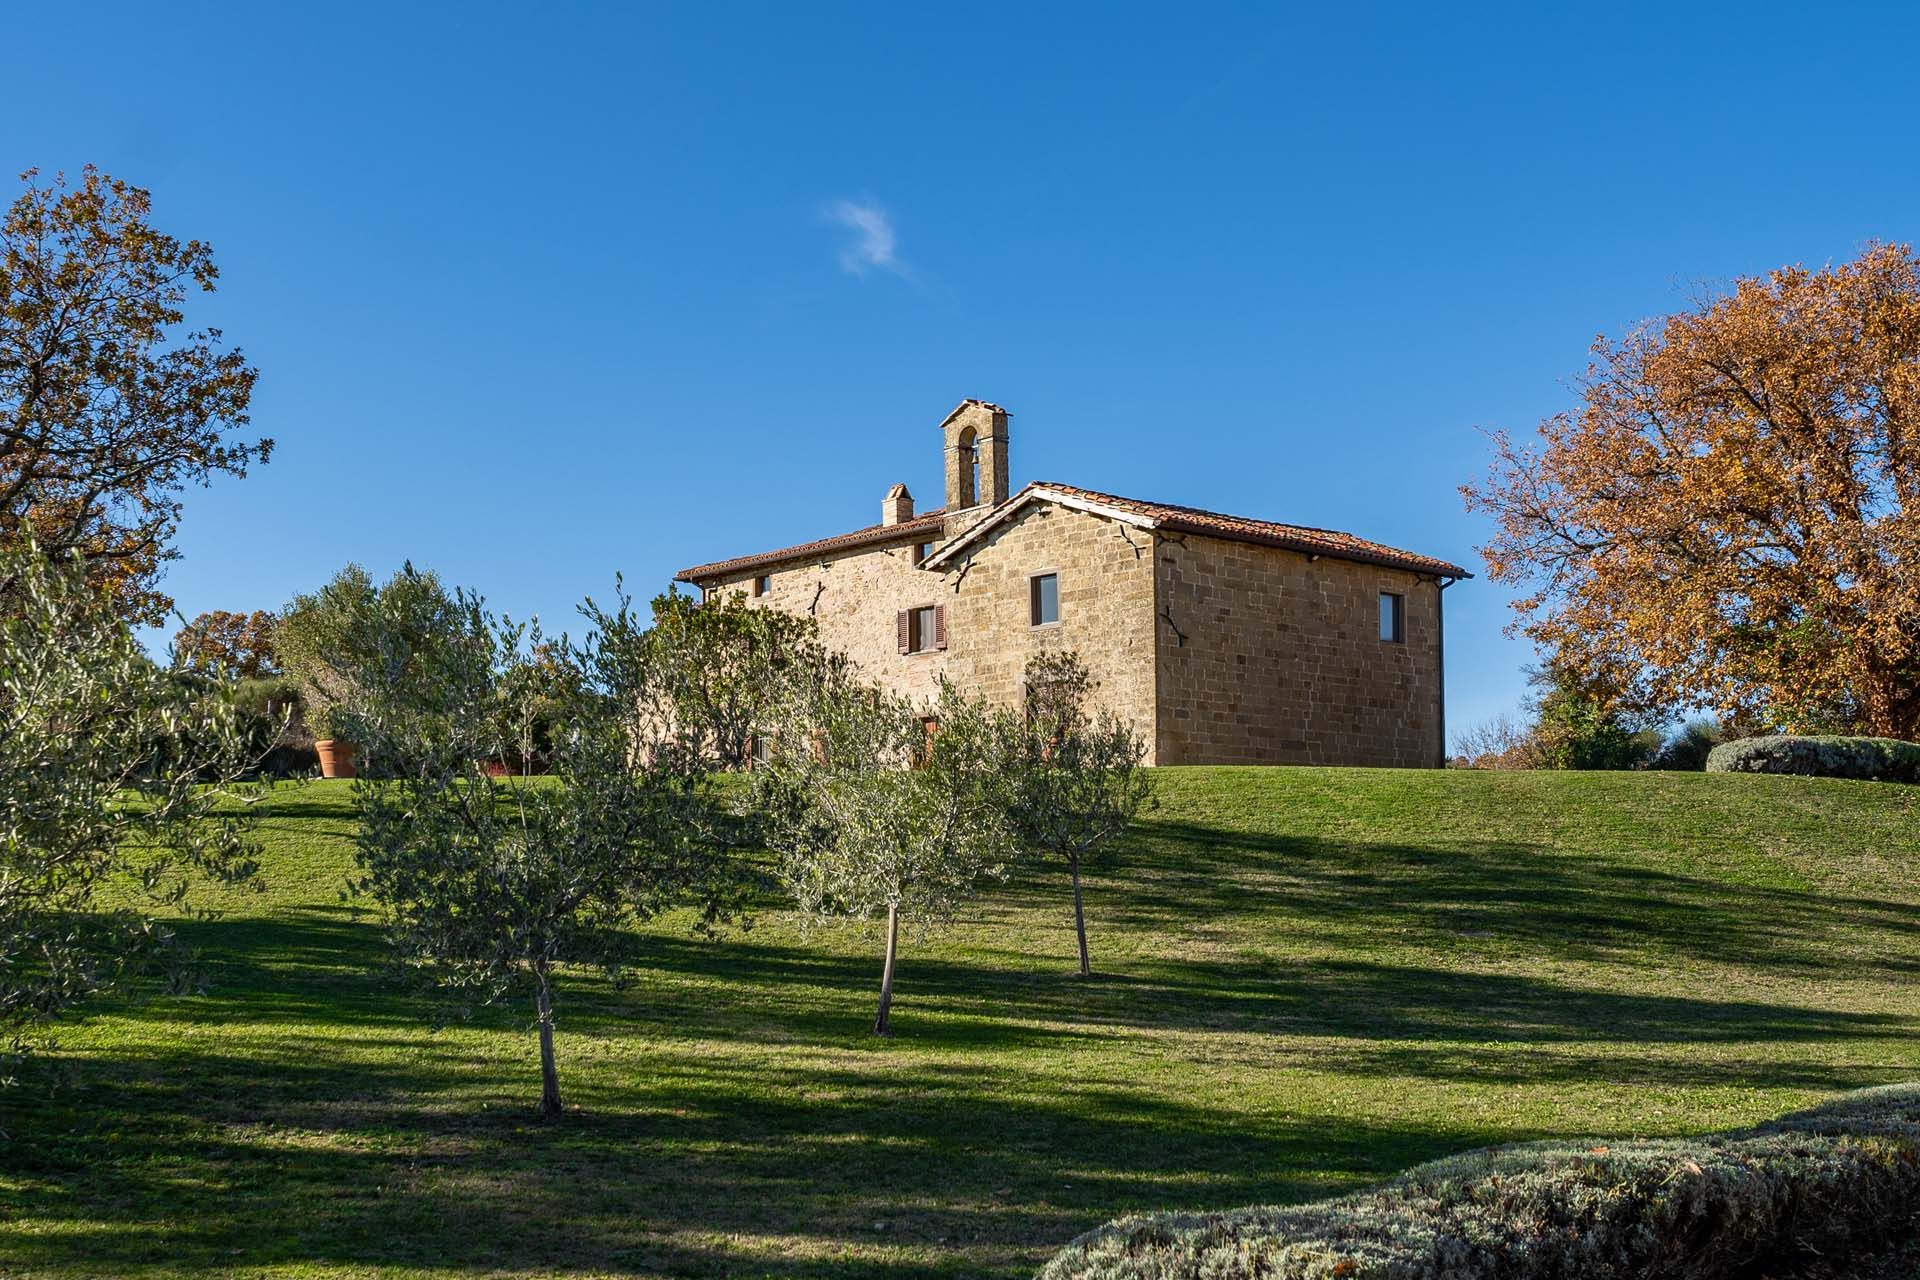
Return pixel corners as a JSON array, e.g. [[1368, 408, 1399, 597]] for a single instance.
[[277, 567, 378, 780], [310, 703, 359, 779]]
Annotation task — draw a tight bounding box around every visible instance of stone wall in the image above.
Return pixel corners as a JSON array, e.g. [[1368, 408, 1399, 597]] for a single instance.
[[712, 504, 1160, 752], [941, 502, 1158, 756], [705, 506, 1447, 769], [707, 531, 953, 700], [1153, 532, 1445, 767]]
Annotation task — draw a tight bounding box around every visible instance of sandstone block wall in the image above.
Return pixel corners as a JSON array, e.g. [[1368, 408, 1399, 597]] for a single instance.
[[710, 505, 1157, 746], [941, 503, 1158, 756], [707, 507, 1446, 769], [709, 532, 953, 700], [1153, 532, 1445, 767]]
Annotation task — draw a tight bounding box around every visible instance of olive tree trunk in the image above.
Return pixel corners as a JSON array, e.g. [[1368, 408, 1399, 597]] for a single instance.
[[1070, 856, 1091, 978], [535, 966, 562, 1119], [873, 902, 900, 1036]]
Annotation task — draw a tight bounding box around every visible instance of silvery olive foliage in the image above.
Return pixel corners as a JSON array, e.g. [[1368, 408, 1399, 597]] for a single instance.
[[619, 586, 832, 772], [0, 538, 265, 1071], [1000, 651, 1152, 978], [1041, 1084, 1920, 1280], [278, 563, 466, 743], [755, 668, 1015, 1035], [324, 569, 748, 1118]]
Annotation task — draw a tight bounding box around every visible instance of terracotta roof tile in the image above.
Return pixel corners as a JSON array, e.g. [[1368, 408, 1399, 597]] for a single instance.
[[677, 483, 1470, 585], [952, 482, 1471, 579], [675, 509, 947, 582]]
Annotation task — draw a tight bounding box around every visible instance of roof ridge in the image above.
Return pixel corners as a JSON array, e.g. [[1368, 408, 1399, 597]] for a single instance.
[[1031, 481, 1361, 540], [679, 480, 1470, 583], [933, 481, 1469, 579], [675, 507, 947, 582]]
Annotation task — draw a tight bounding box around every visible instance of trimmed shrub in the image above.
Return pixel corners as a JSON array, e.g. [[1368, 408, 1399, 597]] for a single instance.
[[1705, 734, 1920, 783], [1038, 1085, 1920, 1280]]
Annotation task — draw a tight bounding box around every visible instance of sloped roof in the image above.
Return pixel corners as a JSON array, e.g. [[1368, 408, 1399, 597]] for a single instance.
[[923, 482, 1471, 578], [675, 508, 947, 583]]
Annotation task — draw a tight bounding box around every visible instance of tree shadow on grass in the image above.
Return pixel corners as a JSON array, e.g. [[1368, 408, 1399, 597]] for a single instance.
[[1095, 819, 1920, 974], [1, 1035, 1464, 1279], [11, 800, 1920, 1278]]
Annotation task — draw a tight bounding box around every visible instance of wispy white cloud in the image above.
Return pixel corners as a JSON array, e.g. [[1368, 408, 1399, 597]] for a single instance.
[[826, 199, 904, 277]]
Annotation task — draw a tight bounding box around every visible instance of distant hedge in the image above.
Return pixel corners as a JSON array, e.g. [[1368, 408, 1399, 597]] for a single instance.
[[1037, 1085, 1920, 1280], [1705, 735, 1920, 782]]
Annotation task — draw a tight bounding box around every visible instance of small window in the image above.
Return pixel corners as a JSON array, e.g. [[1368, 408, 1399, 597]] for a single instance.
[[1030, 573, 1060, 627], [752, 574, 771, 598], [911, 541, 933, 566], [1379, 592, 1405, 643], [906, 605, 937, 654]]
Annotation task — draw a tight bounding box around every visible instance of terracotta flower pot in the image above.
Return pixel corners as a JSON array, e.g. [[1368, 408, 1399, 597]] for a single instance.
[[314, 739, 358, 779]]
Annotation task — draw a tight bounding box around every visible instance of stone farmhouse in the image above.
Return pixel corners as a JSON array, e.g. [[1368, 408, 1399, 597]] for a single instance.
[[676, 400, 1469, 767]]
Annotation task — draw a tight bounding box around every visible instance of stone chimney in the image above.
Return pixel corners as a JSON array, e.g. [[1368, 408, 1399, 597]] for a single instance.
[[941, 400, 1010, 512], [882, 483, 914, 526]]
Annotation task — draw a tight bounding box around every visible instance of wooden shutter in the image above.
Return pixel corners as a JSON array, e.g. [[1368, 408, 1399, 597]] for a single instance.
[[933, 604, 948, 650], [897, 609, 911, 654]]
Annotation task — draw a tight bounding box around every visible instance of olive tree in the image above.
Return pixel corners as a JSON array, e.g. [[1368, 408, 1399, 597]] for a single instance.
[[756, 672, 1014, 1035], [1001, 652, 1152, 978], [278, 563, 467, 747], [0, 538, 265, 1065], [632, 587, 828, 770], [327, 570, 745, 1118]]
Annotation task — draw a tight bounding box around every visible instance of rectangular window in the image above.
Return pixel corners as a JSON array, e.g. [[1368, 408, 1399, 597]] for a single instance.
[[911, 541, 933, 566], [906, 605, 937, 653], [1379, 591, 1405, 643], [1030, 573, 1060, 626], [752, 574, 771, 598]]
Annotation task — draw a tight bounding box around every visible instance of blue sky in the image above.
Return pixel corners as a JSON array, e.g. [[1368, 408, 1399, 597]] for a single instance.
[[8, 2, 1917, 734]]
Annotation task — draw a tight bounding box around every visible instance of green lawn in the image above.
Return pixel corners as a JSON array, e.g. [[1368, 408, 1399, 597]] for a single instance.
[[4, 768, 1918, 1279]]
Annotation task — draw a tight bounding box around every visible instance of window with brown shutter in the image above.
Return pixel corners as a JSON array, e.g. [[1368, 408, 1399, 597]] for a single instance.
[[903, 605, 938, 654]]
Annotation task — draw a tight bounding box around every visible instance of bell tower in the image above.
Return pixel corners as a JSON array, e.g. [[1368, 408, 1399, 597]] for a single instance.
[[940, 399, 1009, 512]]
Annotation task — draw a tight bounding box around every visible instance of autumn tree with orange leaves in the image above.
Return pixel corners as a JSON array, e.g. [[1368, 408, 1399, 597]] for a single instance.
[[1465, 243, 1920, 738], [172, 609, 280, 678], [1, 168, 267, 622]]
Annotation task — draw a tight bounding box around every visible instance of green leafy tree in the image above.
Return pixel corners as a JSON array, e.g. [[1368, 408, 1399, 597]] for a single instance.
[[1529, 667, 1657, 771], [327, 570, 745, 1118], [1001, 652, 1152, 977], [1, 167, 268, 622], [0, 538, 264, 1065], [757, 673, 1014, 1035], [637, 588, 829, 770]]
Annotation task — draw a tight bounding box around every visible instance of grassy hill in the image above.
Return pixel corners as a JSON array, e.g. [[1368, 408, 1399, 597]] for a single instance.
[[3, 768, 1918, 1279]]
